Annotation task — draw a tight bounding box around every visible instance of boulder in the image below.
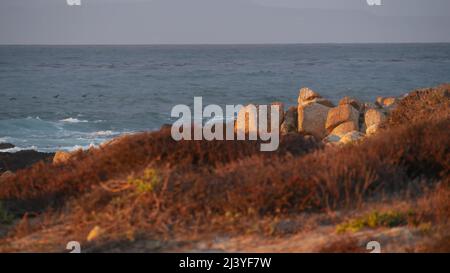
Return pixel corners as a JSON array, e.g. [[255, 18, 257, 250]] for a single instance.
[[0, 150, 55, 173], [280, 106, 298, 135], [330, 121, 359, 137], [339, 131, 365, 144], [53, 151, 72, 165], [325, 104, 359, 133], [297, 102, 330, 139], [0, 143, 15, 150], [339, 96, 362, 111], [298, 87, 335, 108], [299, 98, 335, 108], [366, 124, 381, 136], [365, 108, 386, 128], [311, 98, 335, 108], [298, 87, 322, 104]]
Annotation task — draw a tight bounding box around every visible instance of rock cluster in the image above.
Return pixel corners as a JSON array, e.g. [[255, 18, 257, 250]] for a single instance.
[[294, 88, 397, 145], [236, 87, 398, 146]]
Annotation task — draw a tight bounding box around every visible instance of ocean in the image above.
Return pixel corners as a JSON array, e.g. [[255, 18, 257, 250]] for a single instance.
[[1, 44, 450, 152]]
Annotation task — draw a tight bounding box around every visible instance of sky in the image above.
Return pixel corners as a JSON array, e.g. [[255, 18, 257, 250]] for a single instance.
[[0, 0, 449, 44]]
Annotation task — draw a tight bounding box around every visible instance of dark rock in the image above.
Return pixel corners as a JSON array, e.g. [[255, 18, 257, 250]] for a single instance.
[[280, 106, 298, 135], [0, 150, 54, 173], [0, 143, 15, 150]]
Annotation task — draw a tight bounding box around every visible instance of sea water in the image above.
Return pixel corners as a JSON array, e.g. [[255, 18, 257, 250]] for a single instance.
[[1, 44, 449, 152]]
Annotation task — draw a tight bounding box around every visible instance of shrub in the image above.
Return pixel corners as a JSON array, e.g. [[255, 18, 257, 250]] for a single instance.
[[0, 129, 321, 213], [128, 168, 161, 194], [385, 84, 450, 128], [0, 85, 448, 251], [336, 210, 414, 233]]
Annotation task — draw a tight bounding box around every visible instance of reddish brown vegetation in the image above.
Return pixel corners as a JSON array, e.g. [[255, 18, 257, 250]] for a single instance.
[[0, 129, 321, 213], [0, 85, 448, 252], [385, 83, 450, 127]]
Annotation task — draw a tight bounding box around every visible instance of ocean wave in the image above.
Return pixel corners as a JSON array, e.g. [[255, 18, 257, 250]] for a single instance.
[[66, 143, 97, 151], [60, 117, 89, 123], [90, 130, 117, 137], [0, 116, 128, 153], [26, 116, 41, 120], [0, 145, 39, 153]]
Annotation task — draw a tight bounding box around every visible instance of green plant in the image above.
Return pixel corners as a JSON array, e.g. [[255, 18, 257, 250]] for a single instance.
[[127, 168, 160, 194], [337, 210, 411, 233]]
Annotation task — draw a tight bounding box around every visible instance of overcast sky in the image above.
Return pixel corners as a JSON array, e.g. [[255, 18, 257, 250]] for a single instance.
[[1, 0, 449, 44]]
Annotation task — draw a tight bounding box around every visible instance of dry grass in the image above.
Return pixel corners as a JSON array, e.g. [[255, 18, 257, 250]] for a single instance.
[[0, 84, 448, 252], [0, 128, 321, 213], [385, 83, 450, 127]]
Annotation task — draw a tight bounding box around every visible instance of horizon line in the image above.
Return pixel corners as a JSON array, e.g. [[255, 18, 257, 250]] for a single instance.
[[2, 42, 450, 46]]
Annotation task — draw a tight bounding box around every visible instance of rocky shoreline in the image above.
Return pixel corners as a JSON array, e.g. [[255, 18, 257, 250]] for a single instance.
[[236, 87, 403, 146], [0, 85, 444, 178], [296, 87, 400, 144], [0, 84, 448, 253], [0, 143, 54, 176]]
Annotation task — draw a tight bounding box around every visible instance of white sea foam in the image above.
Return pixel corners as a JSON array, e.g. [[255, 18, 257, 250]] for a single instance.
[[60, 117, 89, 123], [90, 130, 116, 136], [0, 146, 39, 153], [68, 143, 97, 151], [0, 115, 133, 152]]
